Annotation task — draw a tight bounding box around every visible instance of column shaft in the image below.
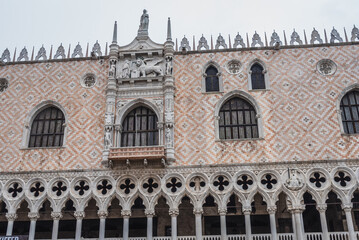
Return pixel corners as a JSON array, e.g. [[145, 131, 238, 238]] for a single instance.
[[6, 220, 14, 236], [291, 212, 297, 240], [294, 212, 304, 240], [269, 213, 277, 240], [29, 220, 37, 240], [75, 218, 82, 240], [99, 218, 106, 240], [344, 209, 356, 240], [318, 210, 329, 240], [147, 216, 153, 240], [171, 215, 177, 240], [220, 214, 227, 240], [195, 213, 202, 240], [123, 216, 130, 240], [51, 219, 60, 240], [244, 213, 252, 240]]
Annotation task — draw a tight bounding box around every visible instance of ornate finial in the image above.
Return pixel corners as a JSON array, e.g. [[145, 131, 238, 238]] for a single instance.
[[35, 46, 47, 61], [215, 34, 227, 49], [251, 32, 264, 47], [233, 33, 245, 48], [138, 9, 149, 37], [197, 34, 209, 50], [72, 43, 83, 58], [112, 21, 117, 44], [180, 36, 191, 51], [330, 27, 343, 43], [92, 41, 102, 56], [0, 48, 11, 63], [167, 17, 172, 41], [290, 29, 303, 45], [351, 25, 359, 41], [310, 28, 323, 44], [17, 47, 29, 61], [270, 31, 282, 46], [54, 44, 66, 59]]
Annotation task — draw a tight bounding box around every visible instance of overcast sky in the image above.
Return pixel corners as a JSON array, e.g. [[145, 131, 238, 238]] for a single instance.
[[0, 0, 358, 54]]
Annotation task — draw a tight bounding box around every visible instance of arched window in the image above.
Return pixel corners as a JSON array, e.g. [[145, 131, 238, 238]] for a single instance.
[[121, 106, 158, 147], [340, 90, 359, 134], [250, 63, 266, 90], [219, 97, 258, 139], [29, 106, 65, 148], [205, 66, 219, 92]]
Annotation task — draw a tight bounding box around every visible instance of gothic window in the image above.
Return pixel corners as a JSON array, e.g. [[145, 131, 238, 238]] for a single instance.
[[205, 66, 220, 92], [121, 106, 158, 147], [250, 63, 266, 90], [340, 90, 359, 134], [219, 97, 259, 139], [29, 106, 65, 148]]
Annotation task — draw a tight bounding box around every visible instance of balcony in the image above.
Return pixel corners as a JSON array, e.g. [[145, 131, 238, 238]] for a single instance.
[[108, 146, 165, 162]]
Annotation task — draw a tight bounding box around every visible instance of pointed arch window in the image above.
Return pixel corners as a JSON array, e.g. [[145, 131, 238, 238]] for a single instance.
[[29, 106, 65, 147], [340, 90, 359, 134], [205, 66, 220, 92], [121, 106, 158, 147], [219, 97, 258, 139], [250, 63, 266, 90]]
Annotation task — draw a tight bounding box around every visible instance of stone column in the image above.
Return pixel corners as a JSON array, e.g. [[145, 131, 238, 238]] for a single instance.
[[28, 212, 39, 240], [293, 209, 304, 240], [98, 210, 108, 240], [219, 209, 227, 240], [146, 209, 155, 240], [342, 205, 356, 240], [194, 208, 203, 240], [243, 208, 252, 240], [5, 213, 17, 236], [267, 206, 277, 240], [316, 204, 329, 240], [291, 210, 297, 239], [169, 209, 179, 240], [51, 212, 62, 240], [122, 210, 131, 240], [74, 211, 85, 240]]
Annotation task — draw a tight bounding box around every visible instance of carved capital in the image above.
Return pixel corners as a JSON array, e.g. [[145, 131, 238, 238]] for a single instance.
[[74, 211, 85, 220], [6, 213, 17, 221], [51, 212, 63, 220], [145, 209, 155, 217], [242, 206, 252, 214], [342, 204, 353, 211], [121, 209, 131, 217], [193, 208, 203, 215], [267, 206, 277, 214], [218, 208, 227, 216], [316, 204, 327, 212], [28, 212, 40, 221], [97, 210, 108, 219], [169, 208, 179, 217]]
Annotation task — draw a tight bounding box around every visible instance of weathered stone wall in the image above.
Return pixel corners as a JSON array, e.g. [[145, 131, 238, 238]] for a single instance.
[[173, 44, 359, 165]]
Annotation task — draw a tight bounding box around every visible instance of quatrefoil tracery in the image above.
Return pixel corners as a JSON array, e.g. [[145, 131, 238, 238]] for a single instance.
[[97, 179, 113, 195], [334, 171, 351, 187], [30, 182, 45, 197], [74, 180, 90, 196], [120, 179, 135, 195], [189, 176, 206, 192], [52, 181, 67, 197], [8, 183, 23, 198], [237, 175, 254, 190], [166, 177, 182, 193], [309, 172, 326, 188], [261, 174, 277, 190], [143, 178, 159, 194], [213, 176, 229, 191]]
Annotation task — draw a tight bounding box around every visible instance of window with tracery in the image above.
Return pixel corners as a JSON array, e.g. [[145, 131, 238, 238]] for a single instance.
[[219, 97, 258, 139], [340, 90, 359, 134], [29, 106, 65, 148], [121, 106, 158, 147], [250, 63, 266, 90], [205, 66, 219, 92]]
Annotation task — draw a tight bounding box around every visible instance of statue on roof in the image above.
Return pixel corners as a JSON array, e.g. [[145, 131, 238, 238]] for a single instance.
[[138, 9, 149, 36]]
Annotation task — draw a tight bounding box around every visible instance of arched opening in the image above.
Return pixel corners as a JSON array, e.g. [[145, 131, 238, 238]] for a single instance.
[[352, 190, 359, 231], [106, 198, 123, 238], [250, 63, 266, 90], [205, 66, 219, 92], [35, 200, 53, 239], [154, 196, 170, 237], [178, 196, 195, 236], [340, 90, 359, 134], [275, 193, 293, 233], [203, 195, 220, 235], [251, 193, 270, 234], [226, 194, 245, 235], [302, 192, 321, 232], [58, 199, 76, 239], [130, 197, 147, 237], [12, 201, 30, 236], [82, 198, 100, 238], [0, 202, 7, 235], [326, 191, 345, 232]]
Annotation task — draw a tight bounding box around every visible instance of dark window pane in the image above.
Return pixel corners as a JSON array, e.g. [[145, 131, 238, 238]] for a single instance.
[[29, 106, 65, 148], [205, 66, 219, 92], [219, 97, 258, 139], [251, 63, 266, 90], [340, 91, 359, 134]]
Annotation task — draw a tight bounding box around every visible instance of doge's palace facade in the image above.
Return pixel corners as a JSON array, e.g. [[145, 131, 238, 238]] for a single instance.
[[1, 10, 359, 240]]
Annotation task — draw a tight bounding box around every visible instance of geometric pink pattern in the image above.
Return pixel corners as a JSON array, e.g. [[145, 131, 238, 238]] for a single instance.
[[173, 45, 359, 166]]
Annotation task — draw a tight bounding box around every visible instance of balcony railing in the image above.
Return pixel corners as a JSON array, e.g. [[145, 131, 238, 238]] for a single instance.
[[108, 146, 165, 161]]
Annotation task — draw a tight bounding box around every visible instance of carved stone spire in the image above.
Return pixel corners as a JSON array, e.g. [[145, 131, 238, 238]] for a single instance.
[[167, 17, 172, 41], [112, 21, 117, 44]]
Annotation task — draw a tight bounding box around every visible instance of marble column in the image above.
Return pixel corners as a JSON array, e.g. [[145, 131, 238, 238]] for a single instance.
[[267, 206, 277, 240], [28, 212, 39, 240], [169, 209, 179, 240], [74, 211, 85, 240], [51, 212, 63, 240], [122, 210, 131, 240], [343, 206, 356, 240], [145, 210, 155, 240], [5, 213, 17, 236], [316, 204, 329, 240], [98, 210, 108, 240], [243, 208, 252, 240], [219, 209, 227, 240], [194, 209, 203, 240], [293, 210, 304, 240], [291, 211, 297, 239]]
